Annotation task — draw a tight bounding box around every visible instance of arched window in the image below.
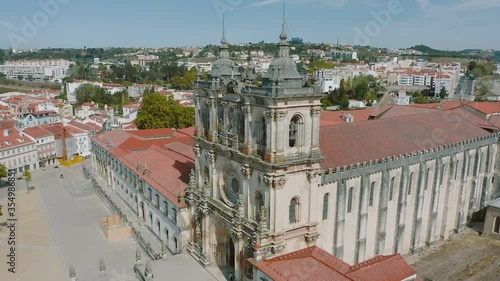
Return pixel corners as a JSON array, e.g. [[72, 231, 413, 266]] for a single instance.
[[289, 115, 302, 148], [202, 103, 210, 137], [323, 193, 330, 220], [494, 216, 500, 234], [369, 182, 375, 207], [408, 172, 414, 195], [228, 106, 234, 132], [255, 115, 266, 147], [389, 177, 395, 201], [255, 191, 264, 221], [289, 197, 300, 224], [347, 187, 354, 213], [238, 108, 245, 142]]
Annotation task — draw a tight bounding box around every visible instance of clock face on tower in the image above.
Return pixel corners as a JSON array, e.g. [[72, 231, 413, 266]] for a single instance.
[[222, 167, 240, 205]]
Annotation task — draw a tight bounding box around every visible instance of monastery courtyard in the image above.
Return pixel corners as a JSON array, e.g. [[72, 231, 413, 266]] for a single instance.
[[0, 161, 218, 281]]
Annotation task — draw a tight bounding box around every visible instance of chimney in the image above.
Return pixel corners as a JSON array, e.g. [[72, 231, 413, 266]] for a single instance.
[[3, 129, 8, 137]]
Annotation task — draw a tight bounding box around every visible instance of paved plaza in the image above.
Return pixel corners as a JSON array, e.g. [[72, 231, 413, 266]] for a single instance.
[[0, 161, 220, 281]]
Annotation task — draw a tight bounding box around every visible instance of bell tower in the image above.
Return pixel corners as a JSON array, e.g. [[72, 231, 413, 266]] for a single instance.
[[186, 9, 324, 281]]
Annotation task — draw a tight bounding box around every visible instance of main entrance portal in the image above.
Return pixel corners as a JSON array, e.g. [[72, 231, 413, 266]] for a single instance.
[[211, 222, 235, 270]]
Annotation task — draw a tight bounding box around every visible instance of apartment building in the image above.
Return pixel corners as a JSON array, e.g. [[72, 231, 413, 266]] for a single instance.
[[0, 59, 74, 82], [23, 127, 57, 167], [0, 127, 38, 173]]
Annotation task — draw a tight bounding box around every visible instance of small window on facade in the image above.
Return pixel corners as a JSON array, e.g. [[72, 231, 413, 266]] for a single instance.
[[289, 115, 300, 147], [289, 197, 300, 224], [425, 168, 430, 190], [408, 172, 414, 195], [389, 177, 395, 201], [494, 216, 500, 234], [322, 193, 329, 220], [440, 164, 445, 185], [165, 228, 169, 241], [347, 187, 354, 213], [174, 237, 178, 249], [157, 220, 161, 232], [369, 182, 375, 207]]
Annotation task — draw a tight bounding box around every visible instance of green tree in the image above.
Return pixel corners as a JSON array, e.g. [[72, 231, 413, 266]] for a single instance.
[[136, 92, 195, 130], [439, 87, 447, 100], [0, 164, 7, 178], [23, 170, 32, 193], [75, 84, 107, 106]]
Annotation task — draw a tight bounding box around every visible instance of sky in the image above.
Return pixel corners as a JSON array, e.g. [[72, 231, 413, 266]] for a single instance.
[[0, 0, 499, 51]]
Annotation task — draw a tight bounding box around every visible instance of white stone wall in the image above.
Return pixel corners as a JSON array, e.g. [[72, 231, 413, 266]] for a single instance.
[[317, 143, 496, 265]]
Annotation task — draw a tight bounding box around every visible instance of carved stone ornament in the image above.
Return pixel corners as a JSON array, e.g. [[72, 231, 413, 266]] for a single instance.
[[305, 233, 320, 243], [271, 244, 286, 254], [310, 108, 321, 117], [240, 164, 253, 179], [276, 111, 288, 120], [242, 105, 252, 114], [206, 150, 216, 165], [193, 145, 202, 156]]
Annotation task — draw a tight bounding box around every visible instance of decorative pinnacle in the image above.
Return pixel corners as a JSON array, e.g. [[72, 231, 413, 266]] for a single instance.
[[280, 22, 288, 42], [221, 14, 228, 46]]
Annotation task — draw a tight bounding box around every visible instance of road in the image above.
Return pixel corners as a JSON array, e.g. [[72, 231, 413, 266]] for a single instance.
[[449, 76, 475, 101]]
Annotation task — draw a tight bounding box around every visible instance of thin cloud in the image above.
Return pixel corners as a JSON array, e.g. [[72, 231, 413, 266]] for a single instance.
[[0, 20, 16, 30], [249, 0, 282, 8], [249, 0, 352, 9], [452, 0, 500, 10]]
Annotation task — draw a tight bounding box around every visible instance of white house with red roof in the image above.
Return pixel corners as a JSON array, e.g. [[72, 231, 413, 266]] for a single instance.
[[91, 128, 195, 254], [0, 126, 38, 173], [23, 126, 57, 166], [75, 101, 101, 119]]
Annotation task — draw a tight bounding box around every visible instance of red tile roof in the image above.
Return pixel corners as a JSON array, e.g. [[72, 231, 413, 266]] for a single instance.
[[0, 127, 36, 150], [320, 109, 374, 127], [93, 129, 195, 207], [68, 120, 94, 132], [249, 246, 416, 281], [345, 254, 416, 281], [0, 120, 16, 129], [370, 105, 439, 119], [23, 127, 53, 139], [39, 123, 74, 140], [320, 111, 492, 169]]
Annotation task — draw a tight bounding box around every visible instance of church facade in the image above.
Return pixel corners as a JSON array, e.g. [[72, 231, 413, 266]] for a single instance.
[[184, 23, 500, 281]]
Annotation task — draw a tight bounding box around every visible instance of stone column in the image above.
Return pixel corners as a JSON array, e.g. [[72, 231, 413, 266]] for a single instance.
[[200, 213, 211, 265], [310, 108, 321, 156], [242, 104, 252, 155], [194, 97, 202, 137], [209, 99, 217, 142], [275, 111, 287, 162]]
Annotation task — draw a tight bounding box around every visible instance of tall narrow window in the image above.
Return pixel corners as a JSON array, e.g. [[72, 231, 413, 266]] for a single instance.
[[454, 161, 460, 180], [255, 191, 264, 221], [289, 115, 300, 147], [238, 108, 245, 142], [369, 182, 375, 207], [347, 187, 354, 213], [389, 177, 395, 201], [260, 116, 266, 146], [323, 193, 330, 220], [165, 228, 169, 241], [440, 164, 445, 185], [494, 216, 500, 234], [408, 173, 414, 195], [425, 168, 430, 190], [157, 220, 161, 233], [202, 103, 210, 137], [289, 197, 300, 224]]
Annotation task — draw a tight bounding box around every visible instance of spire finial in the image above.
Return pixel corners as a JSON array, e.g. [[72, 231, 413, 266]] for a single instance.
[[221, 13, 227, 46], [280, 0, 288, 42]]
